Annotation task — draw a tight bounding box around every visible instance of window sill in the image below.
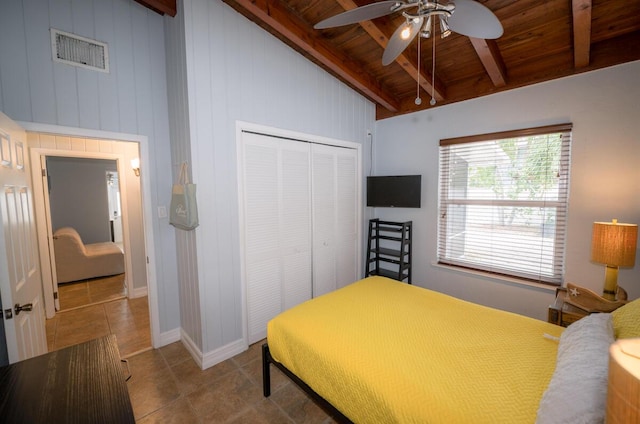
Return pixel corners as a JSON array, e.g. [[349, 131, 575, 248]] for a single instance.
[[430, 262, 559, 293]]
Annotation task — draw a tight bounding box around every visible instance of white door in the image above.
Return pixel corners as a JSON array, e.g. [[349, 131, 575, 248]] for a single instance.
[[0, 112, 47, 363], [39, 156, 60, 312], [240, 131, 312, 344], [311, 144, 359, 296]]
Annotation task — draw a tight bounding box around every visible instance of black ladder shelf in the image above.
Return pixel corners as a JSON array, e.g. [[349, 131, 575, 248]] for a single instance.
[[364, 219, 412, 284]]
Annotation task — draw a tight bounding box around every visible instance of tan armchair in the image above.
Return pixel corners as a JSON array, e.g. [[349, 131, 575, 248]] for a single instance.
[[53, 227, 124, 283]]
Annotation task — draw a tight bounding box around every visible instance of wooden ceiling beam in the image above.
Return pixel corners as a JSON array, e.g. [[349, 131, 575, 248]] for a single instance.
[[335, 0, 446, 101], [469, 38, 507, 87], [572, 0, 592, 68], [222, 0, 400, 112], [134, 0, 177, 17]]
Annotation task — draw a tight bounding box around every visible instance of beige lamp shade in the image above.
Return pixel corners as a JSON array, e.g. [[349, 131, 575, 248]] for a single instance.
[[591, 220, 638, 267]]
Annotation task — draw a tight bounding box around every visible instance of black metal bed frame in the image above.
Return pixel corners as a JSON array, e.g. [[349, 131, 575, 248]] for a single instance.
[[261, 343, 353, 423]]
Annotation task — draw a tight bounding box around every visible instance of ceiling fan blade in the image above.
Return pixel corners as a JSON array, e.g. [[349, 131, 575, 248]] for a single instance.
[[447, 0, 503, 39], [382, 17, 423, 66], [314, 1, 405, 29]]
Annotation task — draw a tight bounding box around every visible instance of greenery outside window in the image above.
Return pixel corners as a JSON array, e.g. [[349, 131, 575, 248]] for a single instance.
[[438, 124, 572, 285]]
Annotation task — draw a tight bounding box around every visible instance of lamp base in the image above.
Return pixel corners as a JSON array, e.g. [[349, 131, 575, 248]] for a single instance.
[[564, 282, 627, 313], [603, 265, 619, 301]]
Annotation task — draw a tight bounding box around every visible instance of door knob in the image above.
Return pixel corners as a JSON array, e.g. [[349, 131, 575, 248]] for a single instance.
[[14, 303, 33, 315]]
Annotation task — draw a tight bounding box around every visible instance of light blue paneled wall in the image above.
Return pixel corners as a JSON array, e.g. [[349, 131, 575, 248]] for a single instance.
[[0, 0, 180, 335], [164, 0, 202, 351], [169, 0, 376, 356], [374, 61, 640, 319]]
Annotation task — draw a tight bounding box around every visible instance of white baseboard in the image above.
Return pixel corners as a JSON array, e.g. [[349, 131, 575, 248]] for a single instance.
[[180, 330, 203, 368], [201, 338, 247, 370], [180, 330, 248, 370], [156, 328, 181, 348], [130, 286, 148, 298], [155, 328, 248, 370]]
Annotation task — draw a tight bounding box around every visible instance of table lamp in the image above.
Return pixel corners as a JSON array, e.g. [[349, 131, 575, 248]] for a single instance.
[[591, 219, 638, 301]]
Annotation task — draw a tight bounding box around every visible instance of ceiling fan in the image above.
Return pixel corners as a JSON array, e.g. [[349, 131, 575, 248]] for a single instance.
[[315, 0, 503, 105]]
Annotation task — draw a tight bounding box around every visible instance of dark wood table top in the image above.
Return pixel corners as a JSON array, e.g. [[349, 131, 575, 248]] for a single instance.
[[0, 334, 134, 423]]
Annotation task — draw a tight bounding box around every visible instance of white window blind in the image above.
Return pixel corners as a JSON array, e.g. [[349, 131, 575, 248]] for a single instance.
[[438, 124, 572, 284]]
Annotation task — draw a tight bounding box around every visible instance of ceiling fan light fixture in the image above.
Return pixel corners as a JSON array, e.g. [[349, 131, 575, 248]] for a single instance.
[[420, 15, 432, 38], [440, 16, 452, 38], [400, 24, 412, 40], [314, 0, 504, 102], [401, 17, 421, 40]]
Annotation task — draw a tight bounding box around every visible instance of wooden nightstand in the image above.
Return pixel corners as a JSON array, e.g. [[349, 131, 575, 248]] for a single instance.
[[548, 287, 589, 327], [548, 285, 627, 327]]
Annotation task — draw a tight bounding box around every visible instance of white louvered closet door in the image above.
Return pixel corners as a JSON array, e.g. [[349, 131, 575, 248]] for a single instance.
[[311, 144, 359, 297], [241, 132, 312, 344]]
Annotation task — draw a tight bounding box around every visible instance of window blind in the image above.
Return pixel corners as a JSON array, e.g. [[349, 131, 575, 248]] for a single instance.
[[438, 124, 572, 284]]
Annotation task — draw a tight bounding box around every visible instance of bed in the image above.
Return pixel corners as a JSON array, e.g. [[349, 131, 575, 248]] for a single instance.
[[263, 276, 637, 423]]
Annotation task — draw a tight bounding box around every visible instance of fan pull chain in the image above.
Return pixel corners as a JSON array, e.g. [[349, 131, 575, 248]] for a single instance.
[[415, 31, 422, 105], [430, 22, 436, 106]]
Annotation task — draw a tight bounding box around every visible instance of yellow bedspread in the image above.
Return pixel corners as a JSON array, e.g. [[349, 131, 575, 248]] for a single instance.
[[267, 276, 564, 423]]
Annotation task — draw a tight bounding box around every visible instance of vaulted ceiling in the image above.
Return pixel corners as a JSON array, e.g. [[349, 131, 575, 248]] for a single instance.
[[139, 0, 640, 120]]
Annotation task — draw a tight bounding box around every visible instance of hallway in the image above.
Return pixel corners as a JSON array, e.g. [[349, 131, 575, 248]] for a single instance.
[[45, 294, 151, 358]]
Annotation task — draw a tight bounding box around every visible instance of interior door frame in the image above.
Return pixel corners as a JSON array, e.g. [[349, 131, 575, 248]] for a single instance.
[[30, 149, 134, 316], [18, 122, 160, 348]]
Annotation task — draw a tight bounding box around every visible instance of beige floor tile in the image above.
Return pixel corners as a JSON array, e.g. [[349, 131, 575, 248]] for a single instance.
[[46, 291, 151, 357], [170, 355, 237, 396], [232, 338, 265, 366], [136, 397, 199, 424], [127, 349, 170, 380], [88, 274, 126, 303], [270, 382, 331, 424], [125, 339, 335, 424], [103, 298, 151, 357], [117, 331, 152, 358], [127, 348, 180, 420], [240, 357, 266, 388], [128, 370, 181, 420], [53, 304, 111, 349], [159, 341, 193, 367], [58, 274, 126, 311], [58, 281, 92, 310], [187, 370, 256, 422], [230, 398, 293, 424]]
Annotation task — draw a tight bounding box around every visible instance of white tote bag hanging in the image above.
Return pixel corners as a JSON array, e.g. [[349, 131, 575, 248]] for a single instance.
[[169, 162, 199, 231]]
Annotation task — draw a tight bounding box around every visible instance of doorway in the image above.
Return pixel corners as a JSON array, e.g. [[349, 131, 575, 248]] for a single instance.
[[30, 144, 143, 315], [46, 156, 127, 311], [21, 124, 160, 352]]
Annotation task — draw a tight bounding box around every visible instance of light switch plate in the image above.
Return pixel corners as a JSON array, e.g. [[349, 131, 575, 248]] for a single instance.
[[158, 206, 167, 218]]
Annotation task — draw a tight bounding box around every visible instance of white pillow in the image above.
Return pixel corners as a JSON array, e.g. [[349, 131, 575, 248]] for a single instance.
[[536, 313, 614, 424]]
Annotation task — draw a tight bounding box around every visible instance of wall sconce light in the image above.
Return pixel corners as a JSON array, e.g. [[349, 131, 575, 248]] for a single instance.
[[131, 158, 140, 177], [591, 219, 638, 301]]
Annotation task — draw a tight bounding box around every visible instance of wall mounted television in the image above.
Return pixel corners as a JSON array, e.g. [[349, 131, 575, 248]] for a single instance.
[[366, 175, 422, 208]]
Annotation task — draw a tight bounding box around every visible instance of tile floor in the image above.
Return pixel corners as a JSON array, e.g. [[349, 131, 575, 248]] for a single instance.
[[57, 273, 127, 311], [46, 277, 335, 423], [130, 340, 336, 423], [46, 277, 151, 357]]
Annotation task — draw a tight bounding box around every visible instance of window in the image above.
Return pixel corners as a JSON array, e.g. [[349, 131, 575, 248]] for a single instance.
[[438, 124, 572, 285]]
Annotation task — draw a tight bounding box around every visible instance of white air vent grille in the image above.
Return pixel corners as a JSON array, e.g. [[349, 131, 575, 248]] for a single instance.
[[51, 29, 109, 73]]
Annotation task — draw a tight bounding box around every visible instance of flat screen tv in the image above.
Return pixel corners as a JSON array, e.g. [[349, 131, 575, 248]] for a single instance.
[[366, 175, 421, 208]]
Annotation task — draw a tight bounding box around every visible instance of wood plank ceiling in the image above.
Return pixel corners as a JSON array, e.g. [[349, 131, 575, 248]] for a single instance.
[[139, 0, 640, 120]]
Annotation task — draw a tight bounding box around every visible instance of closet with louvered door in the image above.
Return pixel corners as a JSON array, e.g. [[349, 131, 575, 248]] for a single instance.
[[239, 129, 360, 344], [310, 143, 359, 297]]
